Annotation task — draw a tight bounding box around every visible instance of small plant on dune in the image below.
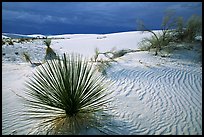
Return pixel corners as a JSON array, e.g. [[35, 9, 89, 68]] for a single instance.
[[112, 49, 133, 59], [93, 47, 136, 62], [8, 39, 14, 45], [44, 38, 57, 61], [93, 47, 100, 62], [139, 36, 159, 52], [137, 10, 176, 55], [172, 15, 202, 43], [139, 13, 202, 56], [95, 59, 112, 76], [184, 15, 202, 42], [172, 16, 185, 42], [92, 48, 113, 76], [22, 52, 42, 66], [22, 52, 33, 64], [92, 48, 140, 75], [18, 38, 30, 43], [21, 53, 114, 135]]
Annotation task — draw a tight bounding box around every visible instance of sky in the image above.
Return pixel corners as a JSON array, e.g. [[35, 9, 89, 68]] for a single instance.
[[2, 2, 202, 35]]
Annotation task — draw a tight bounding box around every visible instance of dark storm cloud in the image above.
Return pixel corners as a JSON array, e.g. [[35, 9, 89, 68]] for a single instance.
[[2, 2, 202, 34]]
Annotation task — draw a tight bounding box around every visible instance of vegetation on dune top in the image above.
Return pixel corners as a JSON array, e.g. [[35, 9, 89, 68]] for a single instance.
[[137, 11, 202, 56]]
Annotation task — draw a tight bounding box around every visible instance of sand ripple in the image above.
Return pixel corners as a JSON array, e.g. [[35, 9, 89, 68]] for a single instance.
[[106, 60, 202, 135]]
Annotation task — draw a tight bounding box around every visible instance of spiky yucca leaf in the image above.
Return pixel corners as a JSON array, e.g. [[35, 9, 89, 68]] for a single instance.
[[22, 53, 114, 135]]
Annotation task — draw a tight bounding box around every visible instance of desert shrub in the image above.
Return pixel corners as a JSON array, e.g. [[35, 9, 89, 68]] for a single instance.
[[139, 31, 172, 54], [172, 16, 185, 42], [138, 42, 151, 51], [22, 53, 114, 134], [18, 38, 25, 43], [184, 15, 202, 42], [137, 16, 173, 56], [160, 32, 173, 48], [95, 60, 112, 76], [8, 39, 14, 45], [140, 36, 159, 51], [171, 15, 202, 43], [92, 48, 113, 75], [18, 38, 31, 43], [92, 48, 138, 76], [137, 12, 203, 55], [112, 49, 130, 59]]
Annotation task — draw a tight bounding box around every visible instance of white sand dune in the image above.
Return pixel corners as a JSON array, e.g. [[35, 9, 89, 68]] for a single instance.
[[50, 31, 153, 58], [2, 35, 10, 39], [2, 31, 202, 135], [27, 34, 46, 38], [106, 52, 202, 135], [2, 33, 33, 38]]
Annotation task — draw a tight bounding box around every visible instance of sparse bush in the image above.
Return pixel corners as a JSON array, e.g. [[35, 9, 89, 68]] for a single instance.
[[18, 38, 30, 43], [95, 60, 112, 76], [137, 10, 179, 55], [8, 39, 14, 45], [139, 36, 156, 51], [138, 42, 151, 51], [92, 48, 140, 75], [139, 32, 172, 54], [172, 15, 202, 43], [184, 15, 202, 42], [92, 48, 112, 75], [112, 49, 132, 59], [22, 53, 113, 134], [138, 12, 202, 55], [172, 16, 185, 42]]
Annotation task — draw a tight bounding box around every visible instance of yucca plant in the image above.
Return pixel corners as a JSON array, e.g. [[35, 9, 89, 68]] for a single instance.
[[21, 53, 114, 135], [22, 52, 33, 64], [22, 52, 42, 67], [44, 38, 57, 61]]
